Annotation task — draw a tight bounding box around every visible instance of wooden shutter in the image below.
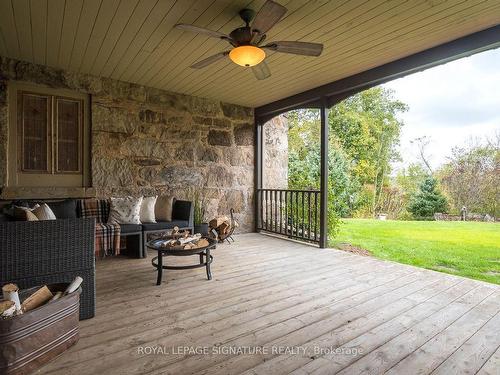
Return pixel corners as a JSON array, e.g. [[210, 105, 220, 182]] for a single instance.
[[55, 97, 82, 173], [18, 93, 51, 172]]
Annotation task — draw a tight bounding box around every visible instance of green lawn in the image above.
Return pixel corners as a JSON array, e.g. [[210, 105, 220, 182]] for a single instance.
[[330, 219, 500, 284]]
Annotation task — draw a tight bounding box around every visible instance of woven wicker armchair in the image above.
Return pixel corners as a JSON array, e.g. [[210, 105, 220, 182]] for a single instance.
[[0, 218, 96, 320]]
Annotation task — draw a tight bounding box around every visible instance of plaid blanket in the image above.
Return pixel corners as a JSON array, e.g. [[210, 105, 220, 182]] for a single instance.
[[78, 199, 120, 258]]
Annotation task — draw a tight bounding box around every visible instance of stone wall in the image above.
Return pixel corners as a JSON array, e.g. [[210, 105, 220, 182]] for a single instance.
[[0, 57, 255, 231], [263, 114, 288, 189]]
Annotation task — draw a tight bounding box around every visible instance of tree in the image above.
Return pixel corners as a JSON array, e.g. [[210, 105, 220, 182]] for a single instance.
[[438, 138, 499, 217], [329, 87, 407, 215], [408, 177, 448, 218], [410, 136, 433, 174]]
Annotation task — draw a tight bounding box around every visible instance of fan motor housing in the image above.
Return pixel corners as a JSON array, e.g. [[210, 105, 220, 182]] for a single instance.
[[229, 27, 253, 46]]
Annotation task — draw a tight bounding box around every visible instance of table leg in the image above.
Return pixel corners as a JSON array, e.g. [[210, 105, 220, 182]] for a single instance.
[[157, 253, 163, 286], [205, 248, 212, 280], [199, 253, 204, 265]]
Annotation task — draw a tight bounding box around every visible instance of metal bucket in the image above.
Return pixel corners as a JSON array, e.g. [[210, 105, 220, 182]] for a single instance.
[[0, 283, 80, 375]]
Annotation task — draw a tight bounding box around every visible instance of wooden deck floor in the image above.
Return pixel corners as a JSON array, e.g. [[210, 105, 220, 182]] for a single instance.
[[40, 233, 500, 375]]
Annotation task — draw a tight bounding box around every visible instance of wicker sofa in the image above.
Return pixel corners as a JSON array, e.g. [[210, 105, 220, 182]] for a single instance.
[[0, 218, 96, 320], [0, 197, 193, 320]]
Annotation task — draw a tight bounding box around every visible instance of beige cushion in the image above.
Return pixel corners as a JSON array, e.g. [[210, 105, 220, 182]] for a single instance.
[[155, 195, 174, 222], [140, 196, 157, 223], [33, 203, 57, 221], [13, 205, 40, 221], [108, 197, 143, 224]]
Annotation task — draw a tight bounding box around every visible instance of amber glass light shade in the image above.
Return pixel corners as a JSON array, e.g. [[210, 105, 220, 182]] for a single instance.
[[229, 46, 266, 67]]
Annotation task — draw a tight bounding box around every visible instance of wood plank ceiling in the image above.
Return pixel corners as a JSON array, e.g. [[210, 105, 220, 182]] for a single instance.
[[0, 0, 499, 108]]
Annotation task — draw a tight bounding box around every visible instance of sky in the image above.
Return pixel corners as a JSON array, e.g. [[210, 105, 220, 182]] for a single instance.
[[383, 47, 500, 172]]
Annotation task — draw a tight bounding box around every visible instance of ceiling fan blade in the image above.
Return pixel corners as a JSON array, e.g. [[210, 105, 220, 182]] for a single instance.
[[251, 0, 287, 34], [175, 23, 229, 40], [262, 41, 323, 56], [252, 61, 271, 80], [190, 51, 229, 69]]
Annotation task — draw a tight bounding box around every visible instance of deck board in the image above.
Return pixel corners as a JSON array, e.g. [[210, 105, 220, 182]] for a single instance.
[[39, 233, 500, 375]]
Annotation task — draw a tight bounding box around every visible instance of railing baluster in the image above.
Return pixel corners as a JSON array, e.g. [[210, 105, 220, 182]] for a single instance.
[[314, 192, 318, 241], [260, 190, 264, 228], [290, 190, 293, 236], [308, 192, 312, 240], [265, 190, 269, 231], [301, 191, 305, 240]]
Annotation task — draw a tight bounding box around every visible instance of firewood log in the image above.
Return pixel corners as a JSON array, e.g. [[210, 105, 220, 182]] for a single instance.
[[195, 238, 209, 248], [0, 300, 16, 318], [50, 291, 63, 302], [178, 233, 201, 245], [21, 286, 53, 312], [2, 283, 22, 313], [64, 276, 83, 295], [219, 222, 230, 235], [209, 216, 229, 228]]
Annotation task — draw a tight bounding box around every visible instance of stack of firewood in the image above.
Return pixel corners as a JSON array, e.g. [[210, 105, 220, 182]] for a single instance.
[[0, 277, 82, 319], [209, 215, 238, 242], [157, 227, 210, 250]]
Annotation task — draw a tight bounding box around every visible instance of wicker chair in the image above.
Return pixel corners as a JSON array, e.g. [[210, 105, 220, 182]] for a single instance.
[[0, 218, 96, 320]]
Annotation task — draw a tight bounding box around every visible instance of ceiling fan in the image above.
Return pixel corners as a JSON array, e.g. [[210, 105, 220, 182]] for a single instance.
[[175, 0, 324, 80]]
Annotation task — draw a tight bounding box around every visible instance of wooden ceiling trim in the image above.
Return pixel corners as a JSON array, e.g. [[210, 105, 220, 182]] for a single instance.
[[0, 0, 20, 58], [117, 0, 199, 82], [109, 0, 176, 79], [201, 0, 498, 105], [78, 0, 120, 73], [45, 0, 65, 68], [190, 0, 476, 100], [165, 0, 316, 92], [243, 17, 499, 107], [98, 0, 159, 77], [135, 0, 238, 86], [68, 0, 102, 72], [12, 0, 33, 62], [30, 0, 48, 66], [120, 0, 210, 83], [255, 23, 500, 120], [243, 1, 500, 105], [144, 0, 264, 89], [58, 0, 84, 69], [181, 0, 368, 95], [88, 0, 140, 76]]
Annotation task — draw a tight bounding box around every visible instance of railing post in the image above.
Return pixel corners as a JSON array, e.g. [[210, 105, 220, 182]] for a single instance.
[[254, 118, 263, 232], [319, 98, 329, 248]]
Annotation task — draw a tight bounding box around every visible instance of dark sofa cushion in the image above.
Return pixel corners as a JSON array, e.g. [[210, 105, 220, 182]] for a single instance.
[[172, 200, 192, 221], [0, 213, 12, 222], [47, 199, 78, 219], [142, 220, 189, 231], [119, 224, 143, 234]]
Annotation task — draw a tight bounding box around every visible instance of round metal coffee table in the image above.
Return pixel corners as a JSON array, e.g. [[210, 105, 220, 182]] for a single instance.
[[147, 238, 217, 285]]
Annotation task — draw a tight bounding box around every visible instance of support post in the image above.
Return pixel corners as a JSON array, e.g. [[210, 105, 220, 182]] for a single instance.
[[254, 118, 263, 232], [319, 98, 329, 248]]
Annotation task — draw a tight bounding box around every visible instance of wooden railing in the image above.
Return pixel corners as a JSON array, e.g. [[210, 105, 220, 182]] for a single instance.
[[256, 189, 320, 243]]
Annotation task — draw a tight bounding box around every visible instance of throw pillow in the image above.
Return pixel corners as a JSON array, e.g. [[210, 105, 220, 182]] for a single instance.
[[33, 203, 57, 221], [13, 205, 40, 221], [155, 195, 174, 222], [108, 197, 143, 224], [47, 199, 78, 219], [140, 196, 157, 223]]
